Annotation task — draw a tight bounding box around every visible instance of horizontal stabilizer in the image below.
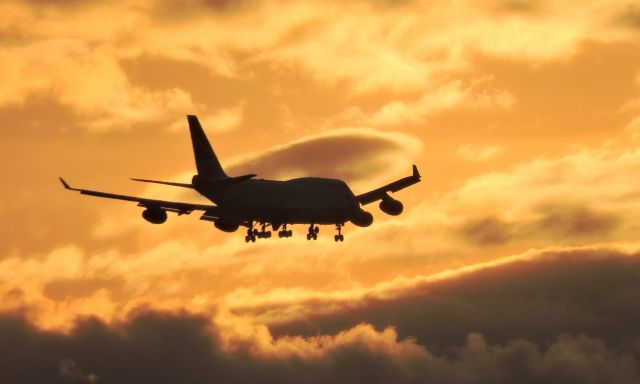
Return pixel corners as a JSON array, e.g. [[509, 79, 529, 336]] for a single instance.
[[195, 173, 257, 187], [130, 178, 194, 188]]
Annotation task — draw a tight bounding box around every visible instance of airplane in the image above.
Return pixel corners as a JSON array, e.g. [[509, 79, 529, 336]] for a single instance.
[[60, 115, 421, 242]]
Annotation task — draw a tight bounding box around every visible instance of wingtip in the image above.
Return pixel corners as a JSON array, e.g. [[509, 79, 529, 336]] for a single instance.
[[412, 164, 421, 179], [59, 177, 71, 189]]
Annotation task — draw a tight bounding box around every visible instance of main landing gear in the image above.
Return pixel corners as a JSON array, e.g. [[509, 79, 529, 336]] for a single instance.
[[245, 223, 272, 242], [256, 223, 271, 239], [244, 223, 343, 242], [334, 224, 344, 242], [245, 226, 257, 242], [278, 224, 293, 238], [306, 224, 319, 240]]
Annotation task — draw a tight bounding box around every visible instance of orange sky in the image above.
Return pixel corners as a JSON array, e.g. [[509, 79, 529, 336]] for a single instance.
[[2, 0, 640, 382]]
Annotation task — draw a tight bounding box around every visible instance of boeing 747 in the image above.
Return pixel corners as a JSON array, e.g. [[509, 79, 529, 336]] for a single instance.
[[60, 115, 421, 242]]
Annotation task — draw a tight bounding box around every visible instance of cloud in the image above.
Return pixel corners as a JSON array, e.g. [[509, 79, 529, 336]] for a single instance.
[[36, 145, 640, 332], [458, 144, 503, 161], [438, 148, 640, 247], [615, 4, 640, 30], [226, 127, 422, 184], [199, 103, 245, 132], [457, 204, 619, 247], [495, 0, 541, 14], [529, 203, 620, 238], [267, 246, 640, 356], [169, 102, 245, 133], [0, 300, 638, 383], [458, 215, 512, 245], [338, 79, 516, 128], [0, 39, 196, 131], [1, 0, 637, 139]]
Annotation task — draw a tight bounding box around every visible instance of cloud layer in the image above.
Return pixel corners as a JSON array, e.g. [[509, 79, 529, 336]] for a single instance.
[[2, 247, 640, 384]]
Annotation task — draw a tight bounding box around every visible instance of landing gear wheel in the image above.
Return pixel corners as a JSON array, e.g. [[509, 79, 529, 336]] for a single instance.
[[307, 224, 319, 240], [334, 224, 345, 242], [246, 227, 257, 243], [255, 222, 271, 239], [279, 225, 293, 238]]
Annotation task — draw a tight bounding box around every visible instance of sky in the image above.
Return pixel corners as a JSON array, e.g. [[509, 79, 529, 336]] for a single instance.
[[2, 0, 640, 382]]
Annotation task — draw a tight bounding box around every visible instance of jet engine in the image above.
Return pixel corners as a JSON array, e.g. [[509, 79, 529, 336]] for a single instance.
[[142, 207, 167, 224], [351, 209, 374, 227], [214, 219, 240, 232], [379, 194, 403, 216]]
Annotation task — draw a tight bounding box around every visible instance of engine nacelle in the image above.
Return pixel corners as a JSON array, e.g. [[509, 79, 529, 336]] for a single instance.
[[214, 219, 240, 233], [379, 195, 403, 216], [142, 207, 167, 224], [351, 209, 374, 227]]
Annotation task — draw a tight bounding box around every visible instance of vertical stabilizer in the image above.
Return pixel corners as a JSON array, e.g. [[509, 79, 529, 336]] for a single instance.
[[187, 115, 228, 178]]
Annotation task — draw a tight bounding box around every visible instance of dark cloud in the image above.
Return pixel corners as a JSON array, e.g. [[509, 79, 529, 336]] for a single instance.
[[458, 204, 619, 247], [43, 278, 124, 301], [615, 5, 640, 30], [270, 248, 640, 358], [200, 0, 252, 11], [459, 216, 512, 245], [495, 0, 540, 14], [16, 0, 89, 7], [531, 204, 619, 238], [228, 129, 419, 182], [151, 0, 254, 20], [0, 311, 230, 384], [0, 306, 638, 384]]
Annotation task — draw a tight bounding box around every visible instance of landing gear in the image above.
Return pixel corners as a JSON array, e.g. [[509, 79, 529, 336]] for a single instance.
[[245, 226, 256, 243], [256, 222, 271, 239], [245, 223, 272, 242], [278, 224, 293, 238], [334, 224, 344, 242], [306, 224, 319, 240]]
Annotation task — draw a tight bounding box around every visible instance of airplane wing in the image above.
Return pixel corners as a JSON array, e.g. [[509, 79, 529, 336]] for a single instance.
[[59, 177, 218, 216], [355, 165, 421, 205]]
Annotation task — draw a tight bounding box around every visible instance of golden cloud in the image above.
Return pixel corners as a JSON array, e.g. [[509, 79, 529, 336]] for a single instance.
[[2, 246, 640, 383]]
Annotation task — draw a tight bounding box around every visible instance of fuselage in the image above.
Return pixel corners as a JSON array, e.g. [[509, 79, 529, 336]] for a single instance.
[[194, 177, 361, 225]]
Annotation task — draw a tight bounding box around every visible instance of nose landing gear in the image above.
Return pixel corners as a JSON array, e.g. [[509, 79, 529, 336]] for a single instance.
[[306, 224, 319, 240], [334, 224, 344, 242]]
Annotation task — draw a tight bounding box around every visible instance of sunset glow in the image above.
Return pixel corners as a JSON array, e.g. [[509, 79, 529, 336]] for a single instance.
[[2, 0, 640, 382]]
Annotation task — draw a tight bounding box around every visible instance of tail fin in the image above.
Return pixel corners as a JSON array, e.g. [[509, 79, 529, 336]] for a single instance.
[[187, 115, 228, 178]]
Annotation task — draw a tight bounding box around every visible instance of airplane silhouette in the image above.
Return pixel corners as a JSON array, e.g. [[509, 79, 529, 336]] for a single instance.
[[60, 115, 421, 242]]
